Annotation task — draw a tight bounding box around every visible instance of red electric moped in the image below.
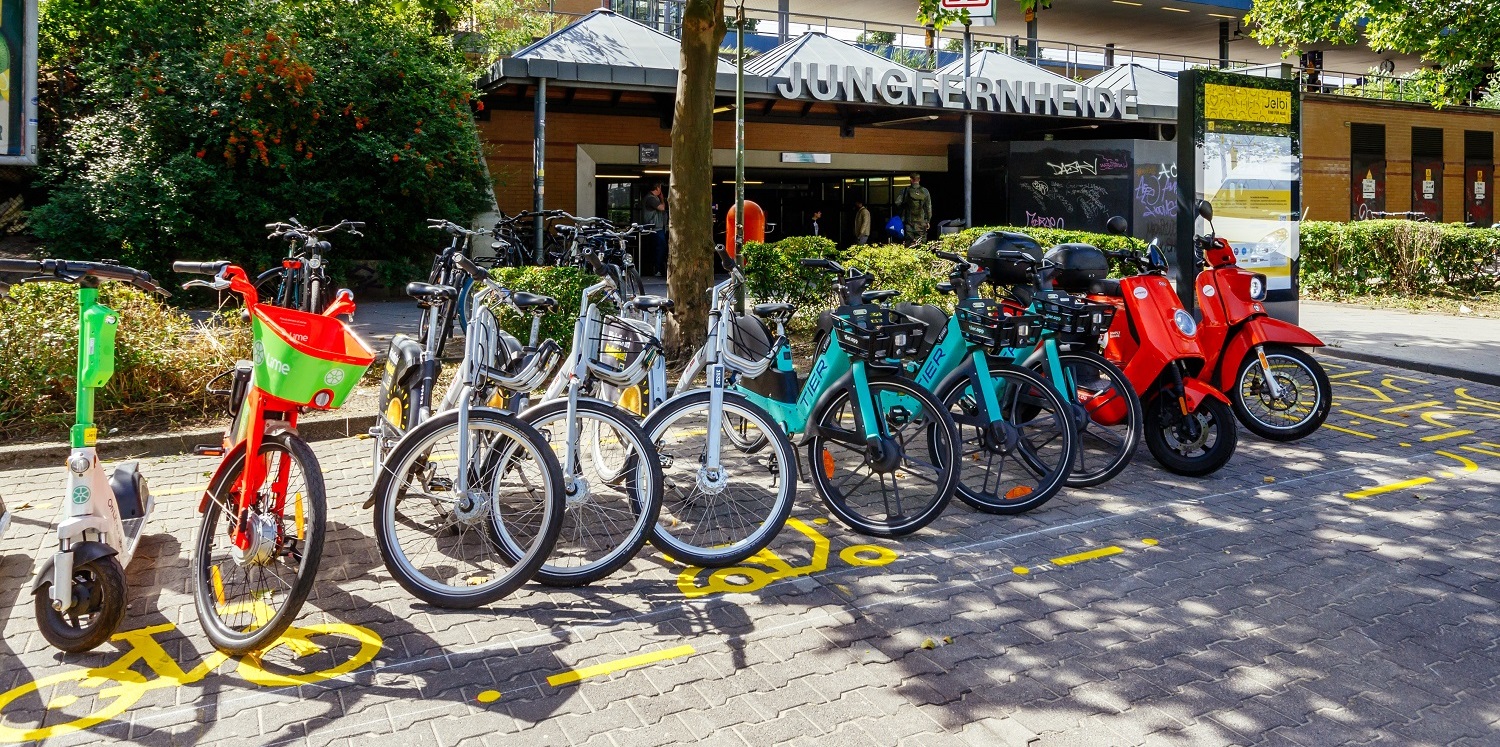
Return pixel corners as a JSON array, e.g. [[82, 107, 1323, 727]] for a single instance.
[[1082, 217, 1238, 477], [1188, 201, 1331, 441]]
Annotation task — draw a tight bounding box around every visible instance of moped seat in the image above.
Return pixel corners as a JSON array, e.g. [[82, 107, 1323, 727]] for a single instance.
[[626, 294, 674, 312], [406, 282, 457, 301], [861, 289, 899, 304], [752, 302, 795, 318], [1088, 279, 1123, 298], [511, 291, 558, 311]]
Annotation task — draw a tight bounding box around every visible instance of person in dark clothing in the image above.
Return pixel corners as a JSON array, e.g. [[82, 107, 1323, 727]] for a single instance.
[[808, 209, 823, 237], [643, 182, 669, 275]]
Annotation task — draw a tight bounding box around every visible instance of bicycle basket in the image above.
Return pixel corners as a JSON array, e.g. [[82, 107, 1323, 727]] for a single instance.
[[955, 298, 1042, 352], [585, 313, 661, 388], [1035, 290, 1116, 345], [831, 305, 925, 363], [250, 304, 375, 409]]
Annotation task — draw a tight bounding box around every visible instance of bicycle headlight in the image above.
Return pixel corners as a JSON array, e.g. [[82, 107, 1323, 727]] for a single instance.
[[1249, 274, 1267, 301], [1173, 308, 1198, 337]]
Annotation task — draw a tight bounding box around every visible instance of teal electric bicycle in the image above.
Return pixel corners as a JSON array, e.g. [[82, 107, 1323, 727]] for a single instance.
[[892, 250, 1078, 514], [678, 252, 961, 538], [0, 258, 168, 652]]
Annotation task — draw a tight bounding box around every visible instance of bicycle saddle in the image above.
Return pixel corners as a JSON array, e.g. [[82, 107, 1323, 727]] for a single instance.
[[406, 282, 456, 301], [511, 291, 558, 311], [894, 302, 948, 352], [861, 289, 899, 303], [626, 295, 675, 312], [751, 302, 795, 318]]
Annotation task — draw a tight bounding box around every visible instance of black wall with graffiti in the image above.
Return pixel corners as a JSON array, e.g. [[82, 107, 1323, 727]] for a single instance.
[[1007, 143, 1134, 234]]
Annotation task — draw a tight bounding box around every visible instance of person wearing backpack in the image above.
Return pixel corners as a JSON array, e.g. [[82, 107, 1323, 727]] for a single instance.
[[895, 172, 933, 245]]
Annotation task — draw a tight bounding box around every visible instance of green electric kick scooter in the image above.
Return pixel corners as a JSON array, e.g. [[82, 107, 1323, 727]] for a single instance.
[[0, 258, 169, 652]]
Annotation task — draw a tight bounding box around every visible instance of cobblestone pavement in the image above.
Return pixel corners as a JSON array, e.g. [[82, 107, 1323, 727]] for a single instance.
[[2, 355, 1500, 746]]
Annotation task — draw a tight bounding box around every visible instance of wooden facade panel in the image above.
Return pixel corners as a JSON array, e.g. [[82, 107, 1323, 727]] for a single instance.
[[477, 104, 962, 215]]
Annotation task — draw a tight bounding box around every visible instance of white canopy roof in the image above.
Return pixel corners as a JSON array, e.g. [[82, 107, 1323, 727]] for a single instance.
[[937, 49, 1076, 88], [747, 32, 913, 79], [511, 9, 732, 73], [1087, 64, 1178, 109]]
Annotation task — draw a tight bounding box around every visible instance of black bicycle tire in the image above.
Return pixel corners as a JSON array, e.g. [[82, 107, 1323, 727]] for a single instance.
[[192, 432, 327, 655], [642, 389, 799, 567], [372, 408, 565, 608]]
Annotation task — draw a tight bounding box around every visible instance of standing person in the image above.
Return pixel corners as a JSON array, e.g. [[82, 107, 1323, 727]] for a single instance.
[[852, 198, 871, 245], [895, 172, 933, 245], [643, 182, 669, 276], [808, 209, 823, 237]]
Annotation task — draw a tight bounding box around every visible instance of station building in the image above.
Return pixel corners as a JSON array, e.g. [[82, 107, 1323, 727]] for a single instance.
[[474, 0, 1500, 254]]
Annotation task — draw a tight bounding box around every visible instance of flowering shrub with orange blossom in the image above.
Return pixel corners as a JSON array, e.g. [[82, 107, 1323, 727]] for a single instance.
[[32, 0, 491, 288]]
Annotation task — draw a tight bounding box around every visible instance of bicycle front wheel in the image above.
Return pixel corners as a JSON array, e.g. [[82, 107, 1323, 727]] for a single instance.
[[1032, 350, 1143, 488], [372, 408, 565, 608], [644, 390, 798, 567], [941, 358, 1076, 514], [192, 432, 327, 655], [516, 398, 664, 586], [809, 376, 960, 538]]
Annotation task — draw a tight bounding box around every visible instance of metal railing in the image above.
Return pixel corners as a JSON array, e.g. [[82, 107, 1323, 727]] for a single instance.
[[603, 0, 1246, 78]]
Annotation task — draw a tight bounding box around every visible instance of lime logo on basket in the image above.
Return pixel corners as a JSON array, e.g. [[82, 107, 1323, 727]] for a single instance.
[[324, 369, 345, 387], [252, 340, 265, 365], [71, 486, 90, 505]]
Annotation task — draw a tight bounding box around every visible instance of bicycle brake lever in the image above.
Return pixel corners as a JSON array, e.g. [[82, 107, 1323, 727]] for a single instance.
[[181, 278, 231, 291]]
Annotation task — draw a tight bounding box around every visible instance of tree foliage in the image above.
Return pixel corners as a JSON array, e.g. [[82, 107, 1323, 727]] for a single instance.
[[32, 0, 492, 284], [1246, 0, 1499, 105]]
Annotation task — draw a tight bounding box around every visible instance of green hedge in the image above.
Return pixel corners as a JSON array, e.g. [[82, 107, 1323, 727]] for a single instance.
[[1298, 220, 1500, 296], [0, 284, 247, 439], [939, 226, 1146, 255], [489, 265, 597, 345], [739, 235, 839, 312], [842, 244, 951, 310]]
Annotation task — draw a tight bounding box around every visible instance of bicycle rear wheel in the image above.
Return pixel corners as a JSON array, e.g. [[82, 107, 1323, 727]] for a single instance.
[[372, 408, 564, 608], [809, 376, 960, 537], [192, 432, 326, 655], [644, 390, 798, 567], [1031, 350, 1142, 488]]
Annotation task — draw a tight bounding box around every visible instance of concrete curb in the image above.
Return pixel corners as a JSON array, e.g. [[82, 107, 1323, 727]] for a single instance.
[[1318, 345, 1500, 388], [0, 414, 376, 471]]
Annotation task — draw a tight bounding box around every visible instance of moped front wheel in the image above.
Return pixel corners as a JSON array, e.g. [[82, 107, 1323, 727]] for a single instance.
[[1144, 394, 1238, 477], [1231, 345, 1331, 442]]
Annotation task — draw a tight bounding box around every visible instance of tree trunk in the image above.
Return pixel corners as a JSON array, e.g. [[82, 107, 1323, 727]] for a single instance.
[[665, 0, 726, 358]]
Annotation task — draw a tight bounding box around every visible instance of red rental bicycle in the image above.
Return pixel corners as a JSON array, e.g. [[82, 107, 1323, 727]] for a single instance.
[[174, 260, 374, 654]]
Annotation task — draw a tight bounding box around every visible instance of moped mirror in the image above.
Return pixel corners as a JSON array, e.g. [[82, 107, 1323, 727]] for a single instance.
[[1105, 215, 1129, 236], [1197, 200, 1214, 221]]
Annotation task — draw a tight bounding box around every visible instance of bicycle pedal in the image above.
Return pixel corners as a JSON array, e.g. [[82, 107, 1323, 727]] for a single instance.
[[192, 445, 225, 457]]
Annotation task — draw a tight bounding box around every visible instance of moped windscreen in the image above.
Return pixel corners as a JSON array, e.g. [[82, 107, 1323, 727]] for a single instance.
[[1148, 244, 1168, 271]]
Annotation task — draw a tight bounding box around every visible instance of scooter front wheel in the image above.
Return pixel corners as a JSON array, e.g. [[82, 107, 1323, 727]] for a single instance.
[[34, 554, 128, 653], [1232, 345, 1331, 442], [1144, 394, 1238, 477]]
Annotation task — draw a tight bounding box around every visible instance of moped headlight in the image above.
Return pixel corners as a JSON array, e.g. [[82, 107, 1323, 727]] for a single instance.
[[1173, 308, 1198, 337], [1249, 274, 1267, 301]]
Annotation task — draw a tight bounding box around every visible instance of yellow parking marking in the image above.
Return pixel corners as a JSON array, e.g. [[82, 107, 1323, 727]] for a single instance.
[[1345, 476, 1434, 500], [1459, 445, 1500, 459], [1012, 566, 1030, 575], [1434, 451, 1479, 472], [1050, 546, 1124, 566], [1380, 400, 1442, 413], [1323, 424, 1377, 439], [476, 690, 501, 703], [1329, 370, 1371, 380], [548, 645, 695, 687], [1420, 430, 1476, 442], [1141, 538, 1159, 546], [1339, 410, 1408, 428]]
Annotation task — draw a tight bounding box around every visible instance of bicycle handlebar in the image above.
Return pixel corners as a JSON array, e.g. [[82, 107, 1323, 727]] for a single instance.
[[1, 258, 168, 295], [453, 252, 491, 282], [172, 260, 231, 277]]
